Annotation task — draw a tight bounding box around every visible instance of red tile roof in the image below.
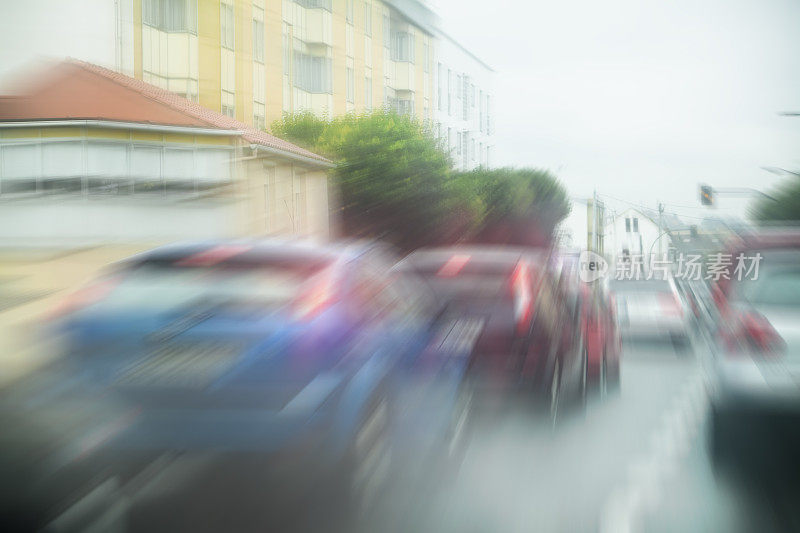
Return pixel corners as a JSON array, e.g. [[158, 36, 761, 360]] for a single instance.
[[0, 59, 331, 165]]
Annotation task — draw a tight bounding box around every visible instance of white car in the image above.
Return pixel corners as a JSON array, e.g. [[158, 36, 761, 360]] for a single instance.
[[610, 276, 691, 349]]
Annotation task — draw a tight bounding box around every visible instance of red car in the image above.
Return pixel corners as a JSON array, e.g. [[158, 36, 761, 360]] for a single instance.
[[553, 251, 621, 395]]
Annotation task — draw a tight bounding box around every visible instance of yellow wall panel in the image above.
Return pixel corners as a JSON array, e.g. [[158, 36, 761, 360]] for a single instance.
[[131, 131, 163, 142], [199, 0, 223, 112], [86, 128, 129, 140], [1, 128, 41, 139], [41, 127, 83, 138]]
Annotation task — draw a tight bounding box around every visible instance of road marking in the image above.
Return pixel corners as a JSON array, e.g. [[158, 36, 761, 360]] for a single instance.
[[599, 372, 708, 533]]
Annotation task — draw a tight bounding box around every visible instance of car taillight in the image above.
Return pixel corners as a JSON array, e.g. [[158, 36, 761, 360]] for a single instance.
[[292, 271, 337, 321], [49, 276, 120, 319], [720, 309, 785, 355], [510, 261, 534, 334]]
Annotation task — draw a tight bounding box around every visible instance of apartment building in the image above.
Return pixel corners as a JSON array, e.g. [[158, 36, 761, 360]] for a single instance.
[[1, 0, 492, 166], [6, 0, 432, 129], [433, 32, 494, 171]]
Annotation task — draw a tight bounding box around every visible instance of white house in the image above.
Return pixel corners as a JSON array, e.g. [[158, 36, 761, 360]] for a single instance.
[[605, 207, 675, 268]]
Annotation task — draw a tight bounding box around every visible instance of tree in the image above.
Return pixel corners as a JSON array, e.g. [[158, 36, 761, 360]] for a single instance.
[[272, 110, 464, 250], [271, 111, 570, 250], [752, 175, 800, 223], [270, 111, 328, 150], [454, 167, 571, 246]]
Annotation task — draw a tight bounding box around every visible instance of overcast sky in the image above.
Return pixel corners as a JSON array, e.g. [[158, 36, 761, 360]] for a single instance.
[[434, 0, 800, 224]]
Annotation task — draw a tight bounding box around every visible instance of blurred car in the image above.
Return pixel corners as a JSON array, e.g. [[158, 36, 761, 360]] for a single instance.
[[553, 251, 621, 395], [396, 246, 586, 420], [610, 275, 691, 350], [46, 239, 474, 518], [708, 230, 800, 484]]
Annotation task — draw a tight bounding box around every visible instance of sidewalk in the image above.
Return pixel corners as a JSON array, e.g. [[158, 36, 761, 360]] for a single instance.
[[0, 246, 149, 387]]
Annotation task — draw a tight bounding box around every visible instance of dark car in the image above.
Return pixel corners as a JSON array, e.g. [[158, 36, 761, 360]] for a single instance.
[[707, 230, 800, 485], [396, 246, 586, 420]]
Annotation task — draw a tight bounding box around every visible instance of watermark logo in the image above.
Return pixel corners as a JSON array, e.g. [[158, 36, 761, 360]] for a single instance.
[[574, 251, 763, 282], [579, 250, 609, 283]]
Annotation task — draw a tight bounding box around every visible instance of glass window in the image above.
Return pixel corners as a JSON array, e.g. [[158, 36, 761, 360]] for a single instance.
[[143, 0, 196, 33], [346, 67, 354, 103], [196, 149, 231, 183], [252, 10, 264, 63], [42, 142, 82, 177], [383, 14, 390, 49], [295, 0, 331, 9], [364, 2, 372, 36], [633, 217, 639, 232], [131, 145, 163, 193], [625, 218, 631, 232], [221, 3, 235, 50], [392, 31, 414, 62]]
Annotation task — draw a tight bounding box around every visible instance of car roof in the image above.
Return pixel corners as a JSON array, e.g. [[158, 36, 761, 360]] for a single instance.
[[726, 228, 800, 253], [402, 245, 550, 266], [125, 238, 379, 267]]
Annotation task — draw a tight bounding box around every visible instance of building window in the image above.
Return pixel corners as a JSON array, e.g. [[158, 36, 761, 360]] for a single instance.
[[365, 77, 372, 110], [252, 8, 264, 63], [143, 0, 198, 33], [486, 95, 491, 135], [447, 69, 452, 115], [293, 53, 332, 94], [346, 67, 354, 103], [625, 218, 631, 232], [391, 31, 414, 62], [222, 89, 235, 117], [364, 2, 372, 36], [295, 0, 331, 9], [633, 217, 639, 232], [437, 63, 443, 111], [383, 14, 390, 49], [423, 42, 429, 73], [220, 3, 235, 50], [394, 98, 413, 116]]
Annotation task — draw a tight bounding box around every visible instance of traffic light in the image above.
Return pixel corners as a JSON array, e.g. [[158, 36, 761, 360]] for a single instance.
[[700, 185, 713, 206]]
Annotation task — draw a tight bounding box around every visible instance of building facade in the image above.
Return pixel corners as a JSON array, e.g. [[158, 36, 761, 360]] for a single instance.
[[0, 60, 333, 248], [433, 32, 494, 170], [1, 1, 492, 166], [118, 0, 438, 128]]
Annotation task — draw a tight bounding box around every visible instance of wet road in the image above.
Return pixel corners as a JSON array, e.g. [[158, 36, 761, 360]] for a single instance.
[[5, 335, 799, 532], [121, 337, 712, 533]]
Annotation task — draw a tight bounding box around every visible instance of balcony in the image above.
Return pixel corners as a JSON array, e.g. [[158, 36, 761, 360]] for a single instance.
[[304, 6, 332, 46], [393, 61, 415, 92]]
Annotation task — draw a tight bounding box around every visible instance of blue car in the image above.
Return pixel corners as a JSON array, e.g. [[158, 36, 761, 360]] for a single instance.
[[49, 239, 476, 515]]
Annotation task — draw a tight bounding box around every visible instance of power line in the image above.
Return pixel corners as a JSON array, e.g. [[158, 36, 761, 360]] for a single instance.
[[595, 193, 733, 222]]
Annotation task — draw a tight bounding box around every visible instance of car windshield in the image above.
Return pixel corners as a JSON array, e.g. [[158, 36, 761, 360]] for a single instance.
[[96, 259, 332, 312], [410, 257, 515, 300]]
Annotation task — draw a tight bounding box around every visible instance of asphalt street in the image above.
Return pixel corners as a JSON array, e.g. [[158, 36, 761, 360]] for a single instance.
[[4, 334, 798, 532]]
